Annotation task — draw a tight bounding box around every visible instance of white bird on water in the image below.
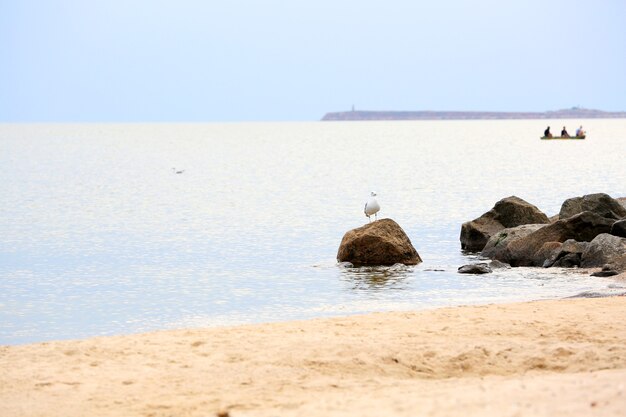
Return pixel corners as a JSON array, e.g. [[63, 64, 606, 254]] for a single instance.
[[364, 191, 380, 222]]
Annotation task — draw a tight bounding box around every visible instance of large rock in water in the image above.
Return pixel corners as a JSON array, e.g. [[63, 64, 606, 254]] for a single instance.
[[559, 193, 626, 220], [497, 211, 614, 266], [580, 233, 626, 268], [460, 196, 550, 252], [337, 219, 422, 266]]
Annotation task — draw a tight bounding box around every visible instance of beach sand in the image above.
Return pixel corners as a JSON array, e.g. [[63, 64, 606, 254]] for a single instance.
[[2, 296, 626, 417]]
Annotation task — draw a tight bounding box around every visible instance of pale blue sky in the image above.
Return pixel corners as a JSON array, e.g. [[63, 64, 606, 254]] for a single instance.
[[1, 0, 625, 121]]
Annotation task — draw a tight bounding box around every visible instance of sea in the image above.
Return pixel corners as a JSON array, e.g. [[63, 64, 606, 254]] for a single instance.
[[1, 120, 625, 345]]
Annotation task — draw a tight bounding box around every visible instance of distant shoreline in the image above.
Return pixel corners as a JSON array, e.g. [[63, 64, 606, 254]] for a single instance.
[[321, 108, 626, 121]]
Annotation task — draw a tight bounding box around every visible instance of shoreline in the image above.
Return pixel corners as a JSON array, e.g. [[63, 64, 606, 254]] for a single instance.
[[5, 268, 624, 347], [321, 108, 626, 121], [2, 296, 626, 416]]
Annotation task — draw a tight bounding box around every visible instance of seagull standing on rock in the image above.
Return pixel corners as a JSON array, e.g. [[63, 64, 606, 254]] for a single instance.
[[364, 191, 380, 222]]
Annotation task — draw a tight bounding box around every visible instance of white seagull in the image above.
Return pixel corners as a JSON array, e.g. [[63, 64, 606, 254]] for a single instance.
[[364, 191, 380, 222]]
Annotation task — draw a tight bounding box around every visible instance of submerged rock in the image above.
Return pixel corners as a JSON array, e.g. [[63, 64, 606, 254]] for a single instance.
[[337, 219, 422, 266], [488, 260, 510, 269], [592, 265, 623, 277], [460, 196, 549, 252], [388, 263, 410, 271], [567, 291, 626, 299], [458, 263, 492, 274], [591, 270, 619, 277]]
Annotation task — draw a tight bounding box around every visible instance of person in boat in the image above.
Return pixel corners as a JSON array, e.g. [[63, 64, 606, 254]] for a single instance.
[[561, 126, 570, 138], [544, 126, 552, 138], [575, 126, 585, 137]]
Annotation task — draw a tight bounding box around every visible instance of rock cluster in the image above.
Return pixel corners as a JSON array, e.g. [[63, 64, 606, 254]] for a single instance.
[[336, 193, 624, 271], [461, 193, 626, 273], [337, 219, 422, 266]]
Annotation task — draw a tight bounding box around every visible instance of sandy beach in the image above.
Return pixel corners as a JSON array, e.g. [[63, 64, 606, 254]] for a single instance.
[[1, 296, 626, 417]]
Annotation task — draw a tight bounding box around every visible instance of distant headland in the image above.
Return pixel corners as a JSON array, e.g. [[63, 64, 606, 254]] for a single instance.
[[321, 107, 626, 121]]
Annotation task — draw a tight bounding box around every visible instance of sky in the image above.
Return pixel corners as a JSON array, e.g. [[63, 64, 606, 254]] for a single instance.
[[1, 0, 625, 121]]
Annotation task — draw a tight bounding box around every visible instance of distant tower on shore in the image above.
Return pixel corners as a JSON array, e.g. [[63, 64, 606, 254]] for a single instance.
[[352, 104, 355, 112]]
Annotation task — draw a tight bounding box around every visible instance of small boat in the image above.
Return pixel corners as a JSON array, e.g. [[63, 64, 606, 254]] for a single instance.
[[540, 135, 585, 140]]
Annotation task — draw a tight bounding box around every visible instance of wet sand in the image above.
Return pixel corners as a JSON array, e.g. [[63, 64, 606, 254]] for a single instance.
[[1, 296, 625, 416]]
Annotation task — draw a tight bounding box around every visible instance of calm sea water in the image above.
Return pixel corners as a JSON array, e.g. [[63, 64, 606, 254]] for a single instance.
[[1, 120, 625, 345]]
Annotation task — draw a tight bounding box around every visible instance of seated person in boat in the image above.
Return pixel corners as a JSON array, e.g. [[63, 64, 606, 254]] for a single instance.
[[561, 126, 570, 138], [544, 126, 552, 138], [575, 126, 585, 137]]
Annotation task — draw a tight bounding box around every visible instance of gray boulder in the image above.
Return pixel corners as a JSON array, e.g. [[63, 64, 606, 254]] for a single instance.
[[481, 224, 546, 259], [502, 211, 614, 266], [610, 219, 626, 238], [559, 193, 626, 221], [337, 219, 422, 266], [580, 233, 626, 268], [460, 196, 549, 252]]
